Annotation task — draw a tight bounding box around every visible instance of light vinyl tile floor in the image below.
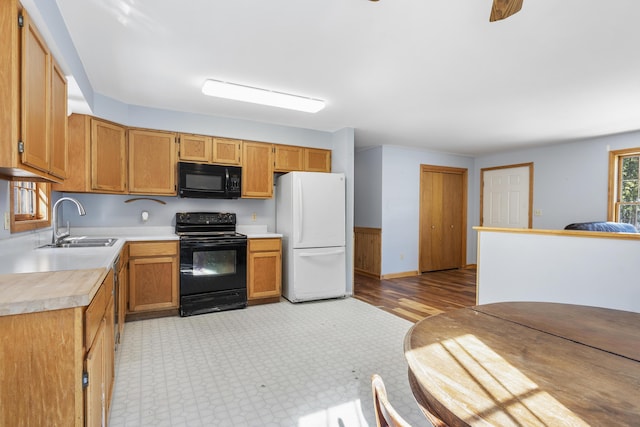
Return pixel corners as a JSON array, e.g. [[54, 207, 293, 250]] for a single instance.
[[109, 297, 430, 426]]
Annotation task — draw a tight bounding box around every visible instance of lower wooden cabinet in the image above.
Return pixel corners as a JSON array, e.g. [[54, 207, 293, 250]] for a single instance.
[[0, 269, 115, 426], [85, 318, 106, 427], [116, 244, 128, 343], [128, 241, 179, 313], [247, 238, 282, 305], [85, 269, 115, 427]]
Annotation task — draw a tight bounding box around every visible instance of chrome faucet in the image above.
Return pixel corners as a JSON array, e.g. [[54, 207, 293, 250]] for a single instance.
[[51, 197, 86, 245]]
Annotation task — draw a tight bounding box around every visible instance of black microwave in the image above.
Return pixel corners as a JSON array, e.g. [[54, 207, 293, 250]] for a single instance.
[[178, 162, 242, 199]]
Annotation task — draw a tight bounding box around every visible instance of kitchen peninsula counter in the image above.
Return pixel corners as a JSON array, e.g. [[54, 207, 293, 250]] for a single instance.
[[0, 268, 107, 316]]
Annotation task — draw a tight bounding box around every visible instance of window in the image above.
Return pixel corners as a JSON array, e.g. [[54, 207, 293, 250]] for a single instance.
[[609, 148, 640, 229], [10, 180, 51, 233]]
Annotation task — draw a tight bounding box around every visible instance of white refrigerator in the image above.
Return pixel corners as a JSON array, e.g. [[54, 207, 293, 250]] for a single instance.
[[276, 172, 346, 302]]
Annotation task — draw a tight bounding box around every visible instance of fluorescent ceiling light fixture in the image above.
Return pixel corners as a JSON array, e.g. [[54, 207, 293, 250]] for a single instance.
[[202, 79, 325, 113]]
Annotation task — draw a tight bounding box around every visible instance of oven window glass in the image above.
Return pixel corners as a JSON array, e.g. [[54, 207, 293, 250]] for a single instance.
[[186, 173, 223, 191], [192, 250, 236, 276]]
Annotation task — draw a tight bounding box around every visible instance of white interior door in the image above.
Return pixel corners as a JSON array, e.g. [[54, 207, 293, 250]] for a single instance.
[[482, 165, 532, 228]]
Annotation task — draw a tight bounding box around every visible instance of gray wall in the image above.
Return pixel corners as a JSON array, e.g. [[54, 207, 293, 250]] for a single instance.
[[379, 145, 474, 276], [0, 181, 9, 240], [473, 131, 640, 231], [354, 146, 382, 228]]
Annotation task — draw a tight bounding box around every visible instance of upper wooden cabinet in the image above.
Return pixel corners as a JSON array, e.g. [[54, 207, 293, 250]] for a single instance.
[[53, 114, 127, 193], [178, 134, 241, 166], [49, 60, 68, 179], [56, 115, 178, 196], [128, 129, 177, 195], [0, 4, 68, 181], [213, 137, 242, 165], [92, 118, 127, 193], [304, 148, 331, 172], [274, 145, 304, 172], [178, 133, 211, 163], [20, 12, 50, 175], [274, 146, 331, 173], [56, 112, 331, 197], [242, 141, 274, 198]]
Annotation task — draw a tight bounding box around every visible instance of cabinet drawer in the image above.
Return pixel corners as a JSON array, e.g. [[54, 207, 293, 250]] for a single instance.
[[85, 280, 107, 348], [249, 238, 281, 252], [129, 241, 177, 257]]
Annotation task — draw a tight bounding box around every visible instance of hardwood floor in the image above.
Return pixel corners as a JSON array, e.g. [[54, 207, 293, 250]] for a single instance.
[[353, 268, 477, 322]]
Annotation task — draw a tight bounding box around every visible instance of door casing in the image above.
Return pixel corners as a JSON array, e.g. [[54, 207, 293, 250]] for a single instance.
[[480, 163, 533, 229]]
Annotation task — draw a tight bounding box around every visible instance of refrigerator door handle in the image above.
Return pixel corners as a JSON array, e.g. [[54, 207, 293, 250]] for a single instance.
[[299, 248, 345, 257], [296, 178, 303, 244]]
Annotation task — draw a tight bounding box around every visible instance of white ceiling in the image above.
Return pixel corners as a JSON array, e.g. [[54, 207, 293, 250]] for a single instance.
[[54, 0, 640, 156]]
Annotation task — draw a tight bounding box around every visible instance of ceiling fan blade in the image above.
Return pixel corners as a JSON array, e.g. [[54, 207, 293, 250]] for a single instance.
[[490, 0, 524, 22]]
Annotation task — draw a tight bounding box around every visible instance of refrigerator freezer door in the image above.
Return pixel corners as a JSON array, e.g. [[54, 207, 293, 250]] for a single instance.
[[283, 246, 347, 302], [291, 172, 345, 249]]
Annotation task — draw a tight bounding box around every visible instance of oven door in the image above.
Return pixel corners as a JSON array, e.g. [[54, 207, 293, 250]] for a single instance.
[[180, 238, 247, 296]]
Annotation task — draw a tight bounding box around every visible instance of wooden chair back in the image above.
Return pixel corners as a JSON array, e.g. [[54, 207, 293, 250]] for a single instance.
[[371, 374, 412, 427]]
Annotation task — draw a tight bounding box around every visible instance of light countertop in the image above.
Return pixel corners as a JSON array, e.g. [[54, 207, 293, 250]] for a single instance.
[[0, 225, 282, 316], [236, 224, 282, 239], [0, 226, 177, 316], [0, 268, 107, 316]]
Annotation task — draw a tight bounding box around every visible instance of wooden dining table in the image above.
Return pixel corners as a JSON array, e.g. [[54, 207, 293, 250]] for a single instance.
[[404, 302, 640, 426]]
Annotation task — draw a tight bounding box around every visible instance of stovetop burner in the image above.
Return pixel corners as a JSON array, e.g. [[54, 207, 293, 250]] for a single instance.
[[175, 212, 245, 239]]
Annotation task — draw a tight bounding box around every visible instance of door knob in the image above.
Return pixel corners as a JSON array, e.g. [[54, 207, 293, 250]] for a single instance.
[[431, 225, 435, 229]]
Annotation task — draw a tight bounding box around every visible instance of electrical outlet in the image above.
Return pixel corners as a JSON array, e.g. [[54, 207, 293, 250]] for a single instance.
[[4, 212, 9, 230], [534, 209, 543, 216], [251, 213, 257, 222]]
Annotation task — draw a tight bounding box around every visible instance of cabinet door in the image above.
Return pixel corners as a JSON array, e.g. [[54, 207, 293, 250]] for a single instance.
[[128, 129, 177, 195], [85, 319, 105, 427], [91, 119, 127, 193], [248, 239, 282, 301], [242, 142, 273, 198], [117, 260, 127, 342], [20, 12, 50, 174], [274, 145, 304, 172], [129, 256, 178, 312], [248, 251, 282, 299], [304, 148, 331, 172], [213, 137, 242, 165], [104, 296, 115, 417], [49, 59, 68, 179], [179, 134, 211, 163], [52, 114, 90, 192]]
